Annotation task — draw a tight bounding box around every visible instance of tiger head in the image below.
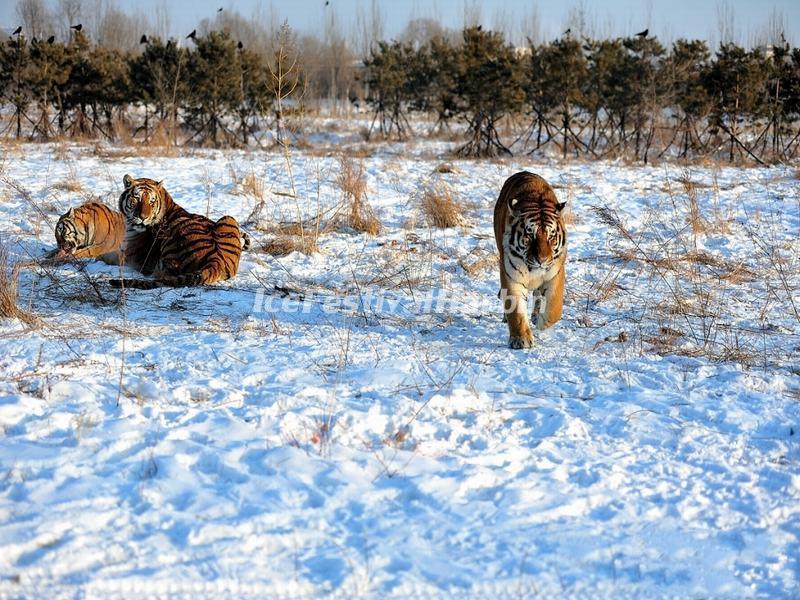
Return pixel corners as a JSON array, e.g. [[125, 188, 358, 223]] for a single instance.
[[506, 185, 567, 271], [55, 207, 81, 253], [119, 174, 170, 229]]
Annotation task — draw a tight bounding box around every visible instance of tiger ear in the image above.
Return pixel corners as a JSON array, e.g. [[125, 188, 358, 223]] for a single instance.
[[156, 180, 164, 188], [555, 201, 567, 212], [123, 174, 133, 188], [508, 197, 519, 212], [66, 207, 75, 218]]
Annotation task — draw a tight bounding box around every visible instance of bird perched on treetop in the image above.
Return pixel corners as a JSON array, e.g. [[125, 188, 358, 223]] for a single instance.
[[186, 29, 197, 40], [237, 41, 243, 50], [71, 23, 82, 32], [12, 26, 22, 35], [635, 28, 648, 38], [563, 28, 571, 36], [47, 35, 55, 44], [140, 34, 148, 44]]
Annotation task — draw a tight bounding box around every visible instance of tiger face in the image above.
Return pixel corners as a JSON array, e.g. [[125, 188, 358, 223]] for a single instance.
[[506, 195, 566, 275], [119, 174, 169, 228], [55, 208, 81, 253]]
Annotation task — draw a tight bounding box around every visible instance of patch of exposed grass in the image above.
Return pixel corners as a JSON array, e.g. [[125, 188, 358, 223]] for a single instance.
[[335, 156, 381, 235], [420, 181, 465, 229], [260, 235, 318, 256], [0, 240, 36, 324]]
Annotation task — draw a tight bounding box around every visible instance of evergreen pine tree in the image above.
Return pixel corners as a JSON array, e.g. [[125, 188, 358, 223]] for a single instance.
[[0, 35, 32, 138], [454, 26, 523, 157], [364, 40, 415, 139], [527, 37, 588, 158], [663, 39, 712, 157], [27, 38, 71, 139], [129, 36, 189, 142], [704, 43, 768, 162], [185, 31, 242, 146]]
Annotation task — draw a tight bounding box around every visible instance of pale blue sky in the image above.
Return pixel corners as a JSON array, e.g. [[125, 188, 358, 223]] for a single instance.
[[2, 0, 798, 46]]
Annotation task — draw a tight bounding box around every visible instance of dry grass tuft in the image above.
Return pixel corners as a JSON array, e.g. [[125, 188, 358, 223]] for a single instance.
[[53, 166, 83, 193], [457, 246, 497, 277], [260, 235, 318, 256], [241, 171, 265, 201], [433, 163, 461, 174], [147, 123, 178, 150], [335, 156, 381, 235], [420, 181, 465, 228], [270, 216, 334, 237], [105, 117, 135, 147], [0, 241, 36, 324]]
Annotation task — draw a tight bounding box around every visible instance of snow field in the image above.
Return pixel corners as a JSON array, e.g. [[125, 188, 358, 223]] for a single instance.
[[0, 140, 798, 597]]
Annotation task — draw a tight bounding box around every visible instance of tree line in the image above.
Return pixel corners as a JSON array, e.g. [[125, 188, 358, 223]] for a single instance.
[[365, 27, 800, 162], [1, 21, 799, 163], [0, 26, 307, 146]]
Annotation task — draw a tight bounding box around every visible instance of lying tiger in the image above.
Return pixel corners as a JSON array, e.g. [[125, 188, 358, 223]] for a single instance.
[[113, 174, 249, 288], [48, 201, 160, 273], [494, 171, 567, 349], [50, 202, 125, 263]]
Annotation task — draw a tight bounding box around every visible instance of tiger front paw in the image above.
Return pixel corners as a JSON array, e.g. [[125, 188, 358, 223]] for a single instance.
[[509, 332, 534, 349]]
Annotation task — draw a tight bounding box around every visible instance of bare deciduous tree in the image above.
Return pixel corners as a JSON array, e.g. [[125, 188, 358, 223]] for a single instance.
[[97, 7, 147, 52], [56, 0, 83, 41], [16, 0, 53, 40], [353, 0, 384, 60]]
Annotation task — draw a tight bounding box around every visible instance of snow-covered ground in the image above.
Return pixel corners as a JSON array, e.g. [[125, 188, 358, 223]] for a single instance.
[[0, 139, 798, 597]]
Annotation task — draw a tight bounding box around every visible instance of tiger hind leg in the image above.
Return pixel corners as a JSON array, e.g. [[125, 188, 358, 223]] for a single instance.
[[179, 253, 237, 286], [205, 216, 244, 283]]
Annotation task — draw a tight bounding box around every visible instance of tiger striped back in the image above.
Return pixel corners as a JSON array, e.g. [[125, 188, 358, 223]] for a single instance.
[[157, 209, 245, 286], [55, 202, 125, 262]]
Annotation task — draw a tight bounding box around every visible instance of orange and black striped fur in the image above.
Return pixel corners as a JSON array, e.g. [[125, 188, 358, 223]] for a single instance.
[[114, 174, 249, 288], [52, 202, 125, 263], [493, 172, 567, 349]]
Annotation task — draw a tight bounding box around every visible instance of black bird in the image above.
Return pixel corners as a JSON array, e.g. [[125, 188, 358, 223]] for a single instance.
[[325, 1, 329, 5], [186, 29, 196, 40], [166, 39, 174, 49], [477, 24, 482, 31], [635, 28, 648, 38], [780, 31, 786, 44], [237, 40, 243, 50], [563, 28, 571, 36], [12, 26, 22, 35], [140, 34, 148, 44], [70, 23, 82, 32], [47, 35, 55, 44], [218, 7, 223, 12]]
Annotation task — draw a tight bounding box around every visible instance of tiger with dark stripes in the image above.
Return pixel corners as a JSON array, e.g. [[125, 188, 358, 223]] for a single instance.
[[114, 174, 249, 288], [494, 171, 567, 349], [51, 202, 125, 263]]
